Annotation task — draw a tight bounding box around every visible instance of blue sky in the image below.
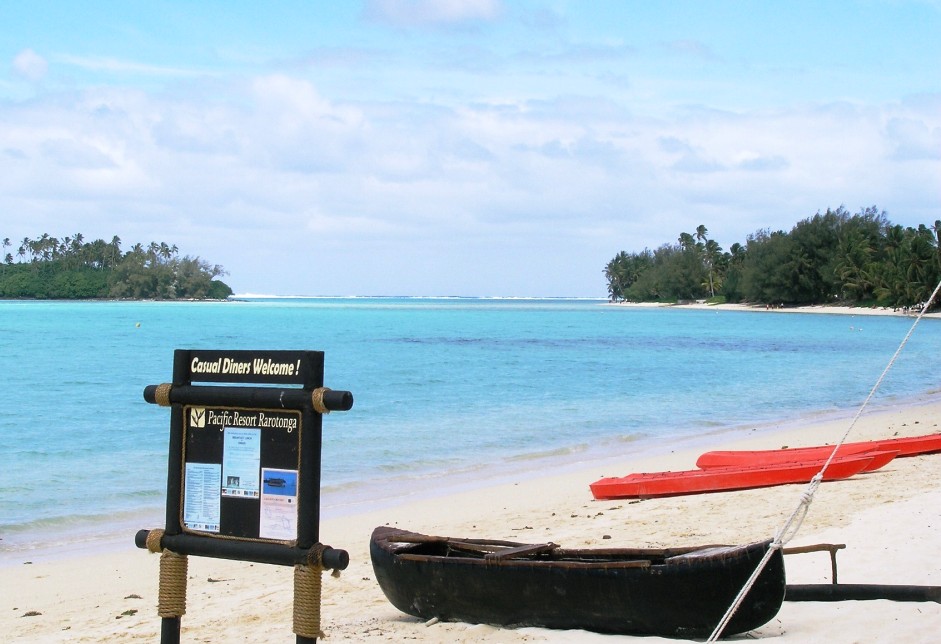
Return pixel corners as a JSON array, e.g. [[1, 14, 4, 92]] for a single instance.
[[2, 0, 939, 297]]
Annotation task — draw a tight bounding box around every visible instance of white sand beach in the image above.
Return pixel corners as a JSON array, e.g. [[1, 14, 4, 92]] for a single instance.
[[3, 397, 940, 642], [611, 300, 941, 320]]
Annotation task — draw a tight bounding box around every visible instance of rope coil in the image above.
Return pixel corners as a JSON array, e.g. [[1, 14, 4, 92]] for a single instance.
[[293, 545, 327, 639], [144, 529, 188, 619], [158, 549, 188, 618]]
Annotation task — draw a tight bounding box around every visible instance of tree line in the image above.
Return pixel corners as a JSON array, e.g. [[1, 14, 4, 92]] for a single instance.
[[0, 233, 233, 299], [604, 207, 941, 310]]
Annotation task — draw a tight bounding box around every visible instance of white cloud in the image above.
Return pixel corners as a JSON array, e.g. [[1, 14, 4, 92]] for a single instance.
[[41, 138, 117, 169], [885, 117, 941, 161], [659, 40, 720, 61], [365, 0, 502, 27], [56, 54, 202, 78], [12, 49, 48, 81], [1, 67, 938, 296]]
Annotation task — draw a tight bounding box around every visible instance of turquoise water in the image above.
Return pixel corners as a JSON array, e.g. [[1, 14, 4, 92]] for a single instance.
[[1, 298, 939, 554]]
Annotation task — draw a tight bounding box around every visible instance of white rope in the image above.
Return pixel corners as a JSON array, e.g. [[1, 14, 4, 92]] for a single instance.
[[707, 281, 941, 641]]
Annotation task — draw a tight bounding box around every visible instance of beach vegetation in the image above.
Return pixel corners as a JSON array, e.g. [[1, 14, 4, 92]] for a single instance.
[[605, 207, 941, 310], [0, 233, 233, 300]]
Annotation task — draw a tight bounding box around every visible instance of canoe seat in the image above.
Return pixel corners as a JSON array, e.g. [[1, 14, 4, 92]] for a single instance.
[[484, 543, 559, 561], [665, 545, 741, 561]]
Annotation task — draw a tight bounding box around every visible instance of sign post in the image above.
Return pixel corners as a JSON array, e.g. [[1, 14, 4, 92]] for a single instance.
[[136, 349, 353, 643]]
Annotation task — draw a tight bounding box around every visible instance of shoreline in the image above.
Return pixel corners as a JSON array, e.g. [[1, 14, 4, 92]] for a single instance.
[[3, 391, 937, 564], [3, 399, 940, 641], [3, 391, 938, 564]]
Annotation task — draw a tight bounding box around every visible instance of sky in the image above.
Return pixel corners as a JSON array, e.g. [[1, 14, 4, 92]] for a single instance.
[[1, 0, 939, 297]]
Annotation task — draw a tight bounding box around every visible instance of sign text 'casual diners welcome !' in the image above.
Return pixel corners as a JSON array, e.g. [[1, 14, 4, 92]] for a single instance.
[[185, 350, 319, 385]]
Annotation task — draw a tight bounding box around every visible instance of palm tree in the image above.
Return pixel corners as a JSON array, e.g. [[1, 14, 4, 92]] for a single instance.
[[604, 252, 628, 301], [35, 233, 54, 261], [677, 232, 695, 250], [18, 237, 29, 263], [703, 239, 721, 297], [933, 220, 941, 273], [109, 236, 122, 269]]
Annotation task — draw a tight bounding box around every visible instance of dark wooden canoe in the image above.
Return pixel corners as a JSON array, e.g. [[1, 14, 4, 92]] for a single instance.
[[696, 432, 941, 469], [370, 526, 785, 638]]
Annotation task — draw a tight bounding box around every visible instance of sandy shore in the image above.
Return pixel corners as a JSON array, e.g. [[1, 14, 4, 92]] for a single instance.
[[610, 300, 941, 319], [3, 399, 941, 642]]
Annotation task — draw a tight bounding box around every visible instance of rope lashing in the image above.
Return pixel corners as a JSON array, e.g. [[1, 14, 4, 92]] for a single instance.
[[707, 279, 941, 642], [143, 529, 188, 619], [154, 383, 172, 407], [311, 387, 332, 415], [293, 544, 338, 639], [145, 528, 165, 554]]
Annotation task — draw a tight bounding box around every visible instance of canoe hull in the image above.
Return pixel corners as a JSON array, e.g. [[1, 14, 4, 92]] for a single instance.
[[589, 455, 873, 500], [696, 433, 941, 469], [370, 526, 785, 638]]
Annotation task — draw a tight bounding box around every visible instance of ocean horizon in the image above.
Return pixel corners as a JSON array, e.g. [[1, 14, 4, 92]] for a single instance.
[[2, 297, 939, 558]]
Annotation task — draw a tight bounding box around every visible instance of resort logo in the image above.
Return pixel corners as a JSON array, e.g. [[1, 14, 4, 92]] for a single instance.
[[189, 407, 207, 428]]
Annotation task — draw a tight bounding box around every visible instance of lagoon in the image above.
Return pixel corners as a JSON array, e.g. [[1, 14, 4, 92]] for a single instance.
[[1, 297, 938, 555]]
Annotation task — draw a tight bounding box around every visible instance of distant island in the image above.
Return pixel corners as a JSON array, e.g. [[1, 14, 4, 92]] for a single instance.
[[0, 233, 232, 300], [605, 206, 941, 311]]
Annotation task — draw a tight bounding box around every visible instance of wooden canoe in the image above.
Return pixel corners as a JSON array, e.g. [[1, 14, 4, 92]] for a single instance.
[[696, 432, 941, 469], [589, 453, 880, 500], [370, 526, 785, 638]]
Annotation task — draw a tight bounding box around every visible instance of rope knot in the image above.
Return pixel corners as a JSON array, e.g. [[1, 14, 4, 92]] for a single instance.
[[306, 543, 327, 570]]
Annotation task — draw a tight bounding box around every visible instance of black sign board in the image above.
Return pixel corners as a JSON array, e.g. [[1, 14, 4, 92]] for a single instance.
[[139, 348, 353, 557], [138, 349, 352, 643]]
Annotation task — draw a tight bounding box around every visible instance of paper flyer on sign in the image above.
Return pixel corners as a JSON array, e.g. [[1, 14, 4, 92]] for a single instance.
[[259, 468, 298, 540], [221, 427, 261, 497], [183, 462, 221, 533]]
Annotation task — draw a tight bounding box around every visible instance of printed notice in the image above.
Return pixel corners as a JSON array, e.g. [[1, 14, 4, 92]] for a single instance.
[[259, 468, 298, 540], [183, 462, 221, 533], [221, 427, 261, 497]]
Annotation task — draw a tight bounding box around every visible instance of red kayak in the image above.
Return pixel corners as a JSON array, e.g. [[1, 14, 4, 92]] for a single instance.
[[589, 453, 882, 500], [696, 432, 941, 469]]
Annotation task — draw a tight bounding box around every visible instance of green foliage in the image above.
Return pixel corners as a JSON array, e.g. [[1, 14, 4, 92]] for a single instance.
[[0, 234, 232, 300], [604, 207, 941, 310]]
